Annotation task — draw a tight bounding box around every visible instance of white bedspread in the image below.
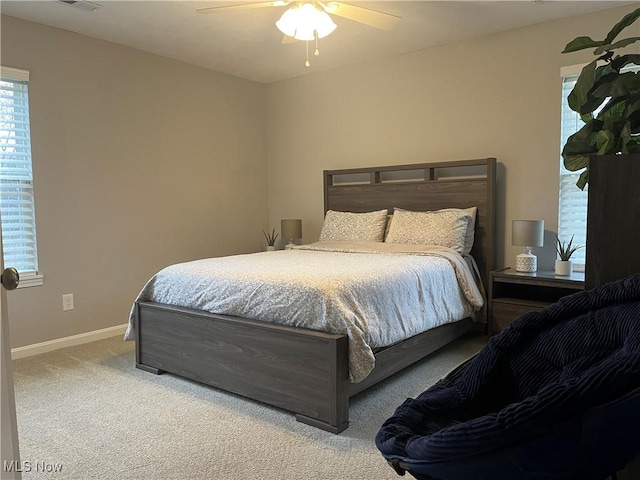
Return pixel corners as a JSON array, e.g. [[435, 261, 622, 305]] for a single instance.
[[125, 241, 483, 383]]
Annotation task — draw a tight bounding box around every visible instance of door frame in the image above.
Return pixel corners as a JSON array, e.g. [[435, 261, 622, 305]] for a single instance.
[[1, 216, 21, 479]]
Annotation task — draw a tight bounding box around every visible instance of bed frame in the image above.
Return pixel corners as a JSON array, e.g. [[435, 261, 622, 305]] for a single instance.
[[135, 158, 496, 433]]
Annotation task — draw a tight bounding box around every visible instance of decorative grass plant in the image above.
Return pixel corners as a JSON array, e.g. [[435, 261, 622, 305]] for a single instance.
[[262, 227, 278, 246], [556, 235, 583, 261]]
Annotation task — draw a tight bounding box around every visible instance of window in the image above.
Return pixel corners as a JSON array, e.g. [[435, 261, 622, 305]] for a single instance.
[[558, 65, 587, 269], [0, 66, 42, 287], [558, 63, 639, 271]]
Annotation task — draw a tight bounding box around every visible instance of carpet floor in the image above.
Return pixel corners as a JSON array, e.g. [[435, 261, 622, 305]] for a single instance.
[[12, 333, 486, 480]]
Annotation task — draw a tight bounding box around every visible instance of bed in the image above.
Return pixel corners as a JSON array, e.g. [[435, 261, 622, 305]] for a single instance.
[[129, 158, 496, 433]]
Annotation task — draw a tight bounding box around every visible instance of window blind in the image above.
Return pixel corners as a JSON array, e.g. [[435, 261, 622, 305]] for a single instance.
[[0, 67, 39, 276], [558, 73, 587, 268]]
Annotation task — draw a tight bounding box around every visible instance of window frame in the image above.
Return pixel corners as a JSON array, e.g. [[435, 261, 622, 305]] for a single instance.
[[558, 63, 588, 271], [0, 66, 43, 288]]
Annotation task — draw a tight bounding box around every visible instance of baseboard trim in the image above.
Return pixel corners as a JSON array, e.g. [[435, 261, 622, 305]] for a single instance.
[[11, 324, 128, 360]]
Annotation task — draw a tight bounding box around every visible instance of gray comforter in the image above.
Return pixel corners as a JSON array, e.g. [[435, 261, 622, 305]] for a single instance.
[[125, 241, 483, 382]]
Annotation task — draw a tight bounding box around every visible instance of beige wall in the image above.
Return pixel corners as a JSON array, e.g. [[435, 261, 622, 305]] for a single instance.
[[265, 4, 639, 272], [3, 6, 638, 348], [1, 16, 268, 348]]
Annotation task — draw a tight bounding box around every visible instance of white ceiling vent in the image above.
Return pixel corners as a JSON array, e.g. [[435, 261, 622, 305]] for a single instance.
[[58, 0, 102, 12]]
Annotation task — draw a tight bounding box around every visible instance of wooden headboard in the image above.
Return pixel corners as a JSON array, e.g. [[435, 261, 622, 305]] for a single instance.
[[323, 158, 496, 290]]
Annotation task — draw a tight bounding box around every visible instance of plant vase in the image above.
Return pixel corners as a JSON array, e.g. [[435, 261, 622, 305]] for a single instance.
[[555, 260, 572, 276], [266, 245, 276, 252]]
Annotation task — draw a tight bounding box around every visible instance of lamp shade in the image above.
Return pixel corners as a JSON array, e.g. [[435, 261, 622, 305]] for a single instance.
[[281, 219, 302, 243], [512, 220, 544, 247]]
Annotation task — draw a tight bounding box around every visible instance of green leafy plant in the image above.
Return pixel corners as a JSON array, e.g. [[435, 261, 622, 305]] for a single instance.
[[561, 7, 640, 190], [556, 234, 583, 261], [262, 227, 278, 246]]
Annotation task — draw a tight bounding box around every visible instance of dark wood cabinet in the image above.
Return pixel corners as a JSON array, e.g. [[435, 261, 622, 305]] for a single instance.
[[586, 153, 640, 289], [489, 268, 585, 335]]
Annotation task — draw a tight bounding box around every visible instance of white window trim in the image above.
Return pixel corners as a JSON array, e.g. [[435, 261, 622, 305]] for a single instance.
[[560, 63, 586, 78], [1, 65, 43, 287], [558, 63, 588, 271], [0, 66, 29, 82]]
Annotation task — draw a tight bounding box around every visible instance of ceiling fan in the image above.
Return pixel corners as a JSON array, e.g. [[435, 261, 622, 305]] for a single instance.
[[197, 1, 401, 30], [196, 1, 401, 67]]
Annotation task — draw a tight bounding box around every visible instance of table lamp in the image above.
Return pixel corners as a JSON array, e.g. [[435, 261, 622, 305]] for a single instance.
[[512, 220, 544, 272], [281, 219, 302, 246]]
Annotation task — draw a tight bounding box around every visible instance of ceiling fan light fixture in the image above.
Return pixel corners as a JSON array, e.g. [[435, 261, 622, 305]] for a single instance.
[[314, 10, 337, 39], [275, 2, 336, 40], [294, 26, 316, 42], [275, 6, 299, 37]]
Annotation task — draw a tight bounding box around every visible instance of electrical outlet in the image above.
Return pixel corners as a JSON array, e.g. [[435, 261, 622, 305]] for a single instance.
[[62, 293, 74, 311]]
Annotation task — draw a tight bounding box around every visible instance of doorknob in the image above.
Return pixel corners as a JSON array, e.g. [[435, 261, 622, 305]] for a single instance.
[[1, 267, 19, 291]]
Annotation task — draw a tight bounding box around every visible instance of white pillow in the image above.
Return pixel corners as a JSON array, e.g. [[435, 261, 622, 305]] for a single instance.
[[384, 208, 471, 254], [319, 209, 389, 242], [438, 207, 477, 255], [385, 207, 477, 254]]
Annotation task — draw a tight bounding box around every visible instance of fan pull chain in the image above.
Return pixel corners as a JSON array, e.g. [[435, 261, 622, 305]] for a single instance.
[[304, 32, 322, 67], [305, 40, 310, 67]]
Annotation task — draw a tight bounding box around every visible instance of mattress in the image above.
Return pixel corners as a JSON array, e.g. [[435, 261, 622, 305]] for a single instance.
[[125, 241, 483, 382]]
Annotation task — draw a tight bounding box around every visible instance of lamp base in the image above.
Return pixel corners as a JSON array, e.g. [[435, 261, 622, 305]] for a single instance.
[[516, 252, 537, 272]]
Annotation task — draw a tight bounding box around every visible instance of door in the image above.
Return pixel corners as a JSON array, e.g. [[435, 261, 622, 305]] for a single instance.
[[0, 216, 21, 480]]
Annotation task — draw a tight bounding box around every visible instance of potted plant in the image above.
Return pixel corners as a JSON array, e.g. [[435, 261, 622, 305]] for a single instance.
[[561, 7, 640, 190], [555, 235, 582, 276], [561, 7, 640, 288], [262, 227, 278, 251]]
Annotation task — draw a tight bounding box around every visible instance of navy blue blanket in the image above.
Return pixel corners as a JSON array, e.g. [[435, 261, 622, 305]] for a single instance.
[[376, 273, 640, 468]]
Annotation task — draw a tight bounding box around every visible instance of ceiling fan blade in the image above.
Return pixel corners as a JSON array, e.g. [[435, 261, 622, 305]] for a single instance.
[[281, 34, 297, 44], [196, 1, 285, 14], [324, 2, 400, 30]]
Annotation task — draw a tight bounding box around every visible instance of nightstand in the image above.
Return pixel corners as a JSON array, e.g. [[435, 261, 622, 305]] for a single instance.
[[489, 268, 585, 335]]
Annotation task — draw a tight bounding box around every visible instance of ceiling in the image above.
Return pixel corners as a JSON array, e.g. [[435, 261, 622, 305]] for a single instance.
[[1, 1, 633, 83]]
